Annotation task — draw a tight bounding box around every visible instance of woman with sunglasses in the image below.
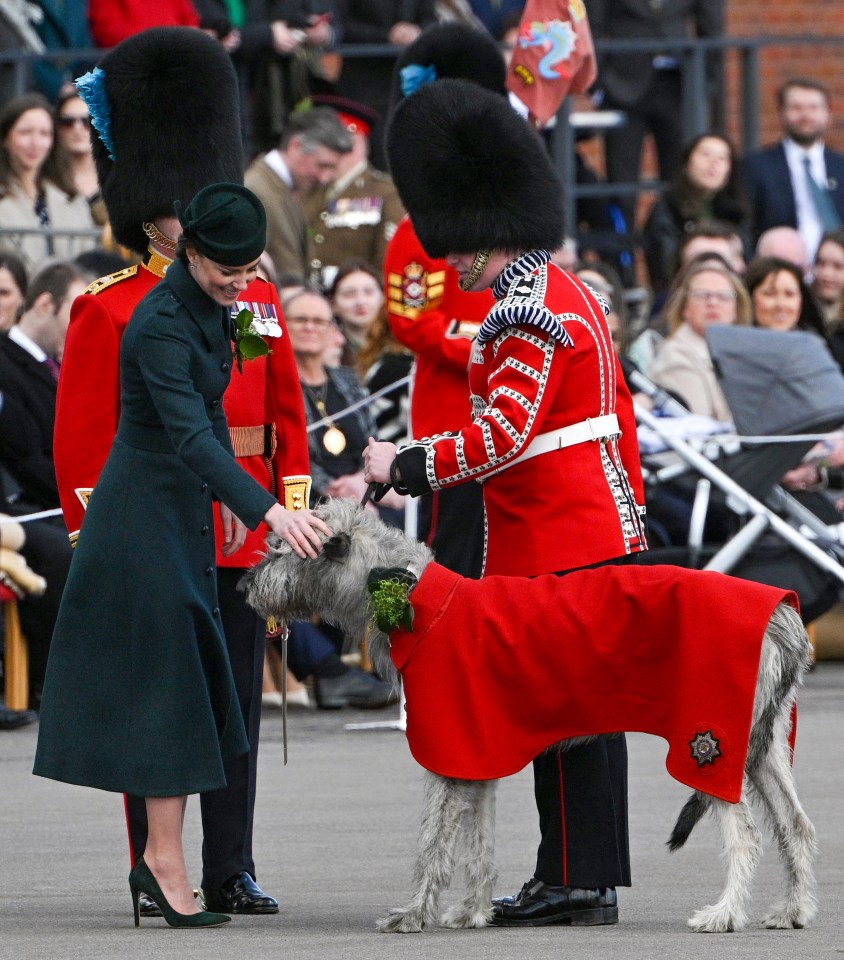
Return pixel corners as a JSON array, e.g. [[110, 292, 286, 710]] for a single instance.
[[55, 84, 107, 226], [0, 93, 96, 269]]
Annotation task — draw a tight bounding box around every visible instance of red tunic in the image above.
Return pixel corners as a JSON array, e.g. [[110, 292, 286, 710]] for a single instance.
[[390, 562, 796, 803], [397, 252, 647, 576], [384, 216, 493, 438], [54, 255, 310, 566]]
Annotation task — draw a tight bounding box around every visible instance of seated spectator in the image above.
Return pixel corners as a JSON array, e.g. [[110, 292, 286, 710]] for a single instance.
[[643, 133, 750, 293], [810, 228, 844, 322], [649, 259, 751, 422], [742, 77, 844, 264], [330, 257, 384, 355], [746, 256, 828, 339], [0, 94, 96, 271], [633, 221, 748, 373], [679, 220, 747, 277], [54, 84, 107, 227], [357, 305, 413, 445], [0, 261, 88, 706], [755, 226, 809, 276], [288, 285, 404, 510], [0, 252, 26, 331], [745, 256, 844, 505], [574, 260, 628, 355]]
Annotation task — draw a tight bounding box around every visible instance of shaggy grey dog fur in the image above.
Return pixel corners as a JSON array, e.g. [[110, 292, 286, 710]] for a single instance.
[[244, 498, 817, 934]]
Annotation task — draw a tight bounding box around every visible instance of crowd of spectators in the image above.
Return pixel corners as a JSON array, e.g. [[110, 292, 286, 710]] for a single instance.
[[3, 7, 844, 726]]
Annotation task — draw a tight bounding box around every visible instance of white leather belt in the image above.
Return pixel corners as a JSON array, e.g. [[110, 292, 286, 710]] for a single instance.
[[492, 414, 620, 474]]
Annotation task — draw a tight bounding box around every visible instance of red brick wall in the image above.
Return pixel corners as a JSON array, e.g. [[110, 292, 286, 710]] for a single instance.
[[726, 1, 844, 151]]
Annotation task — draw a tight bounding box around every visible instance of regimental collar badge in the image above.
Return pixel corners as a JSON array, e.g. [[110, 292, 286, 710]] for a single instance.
[[689, 730, 721, 767]]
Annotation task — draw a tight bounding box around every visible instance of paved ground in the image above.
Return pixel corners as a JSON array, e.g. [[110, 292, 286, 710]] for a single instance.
[[1, 663, 842, 960]]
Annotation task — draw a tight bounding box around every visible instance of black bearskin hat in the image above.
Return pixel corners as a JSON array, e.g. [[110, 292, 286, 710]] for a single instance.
[[386, 79, 564, 259], [387, 23, 506, 118], [89, 28, 244, 255]]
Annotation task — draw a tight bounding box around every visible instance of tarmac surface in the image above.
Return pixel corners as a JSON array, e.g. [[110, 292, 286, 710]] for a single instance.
[[1, 662, 842, 960]]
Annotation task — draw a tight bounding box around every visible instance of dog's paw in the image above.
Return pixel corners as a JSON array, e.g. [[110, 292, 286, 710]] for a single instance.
[[687, 904, 745, 933], [376, 908, 426, 934], [440, 904, 492, 929], [762, 898, 817, 930]]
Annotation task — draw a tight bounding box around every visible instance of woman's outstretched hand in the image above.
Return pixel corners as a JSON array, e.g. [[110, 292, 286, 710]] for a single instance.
[[264, 503, 332, 559]]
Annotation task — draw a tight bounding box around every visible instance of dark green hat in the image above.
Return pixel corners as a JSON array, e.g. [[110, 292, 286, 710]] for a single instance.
[[175, 183, 267, 266]]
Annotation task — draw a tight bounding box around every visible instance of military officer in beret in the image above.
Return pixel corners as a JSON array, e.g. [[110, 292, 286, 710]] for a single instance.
[[301, 95, 405, 292]]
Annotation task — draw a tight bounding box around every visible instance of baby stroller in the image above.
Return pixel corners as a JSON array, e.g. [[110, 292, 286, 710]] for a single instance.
[[636, 325, 844, 623]]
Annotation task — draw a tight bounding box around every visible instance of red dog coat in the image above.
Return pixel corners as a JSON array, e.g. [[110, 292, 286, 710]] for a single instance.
[[389, 563, 796, 803]]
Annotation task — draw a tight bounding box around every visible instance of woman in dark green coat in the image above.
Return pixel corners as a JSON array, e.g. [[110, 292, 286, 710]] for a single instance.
[[34, 183, 330, 928]]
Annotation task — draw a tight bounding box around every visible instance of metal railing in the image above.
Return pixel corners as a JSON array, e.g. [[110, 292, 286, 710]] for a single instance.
[[0, 225, 103, 260]]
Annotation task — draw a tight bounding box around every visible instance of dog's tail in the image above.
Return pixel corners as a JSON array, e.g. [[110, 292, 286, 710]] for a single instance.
[[667, 792, 710, 852]]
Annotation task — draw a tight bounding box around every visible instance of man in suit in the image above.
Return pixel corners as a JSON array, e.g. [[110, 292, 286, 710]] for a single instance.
[[0, 261, 87, 707], [586, 0, 725, 224], [245, 108, 352, 283], [743, 78, 844, 261]]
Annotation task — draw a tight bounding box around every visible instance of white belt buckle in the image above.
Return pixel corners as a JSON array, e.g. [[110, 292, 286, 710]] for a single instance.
[[586, 417, 600, 441]]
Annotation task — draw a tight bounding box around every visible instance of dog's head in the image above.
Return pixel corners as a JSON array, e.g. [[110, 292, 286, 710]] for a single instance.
[[242, 498, 432, 648]]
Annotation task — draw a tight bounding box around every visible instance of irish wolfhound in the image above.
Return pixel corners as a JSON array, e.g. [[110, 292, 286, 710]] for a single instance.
[[243, 498, 817, 934]]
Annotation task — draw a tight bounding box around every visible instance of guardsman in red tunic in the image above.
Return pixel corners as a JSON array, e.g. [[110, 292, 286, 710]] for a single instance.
[[382, 22, 511, 577], [384, 215, 491, 575], [366, 79, 647, 927], [53, 28, 311, 918]]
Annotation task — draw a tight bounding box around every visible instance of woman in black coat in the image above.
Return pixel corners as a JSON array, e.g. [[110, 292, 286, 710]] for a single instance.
[[642, 132, 750, 293], [33, 183, 329, 928]]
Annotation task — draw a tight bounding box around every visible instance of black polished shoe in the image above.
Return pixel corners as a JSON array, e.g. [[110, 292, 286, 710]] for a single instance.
[[0, 706, 37, 730], [138, 892, 163, 917], [313, 668, 399, 709], [491, 878, 618, 927], [201, 872, 279, 915]]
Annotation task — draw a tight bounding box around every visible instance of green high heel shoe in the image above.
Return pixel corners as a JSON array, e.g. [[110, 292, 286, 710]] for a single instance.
[[129, 857, 231, 928]]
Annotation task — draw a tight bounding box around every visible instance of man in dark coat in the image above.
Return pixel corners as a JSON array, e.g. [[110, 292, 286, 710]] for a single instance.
[[0, 261, 87, 707], [743, 78, 844, 261]]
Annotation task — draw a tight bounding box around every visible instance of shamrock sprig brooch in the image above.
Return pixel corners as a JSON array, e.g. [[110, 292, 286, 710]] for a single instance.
[[232, 308, 281, 373], [366, 567, 418, 633]]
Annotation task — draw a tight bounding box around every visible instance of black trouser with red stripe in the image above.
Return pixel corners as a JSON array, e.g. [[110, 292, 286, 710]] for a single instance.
[[532, 553, 638, 889], [124, 568, 264, 889]]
